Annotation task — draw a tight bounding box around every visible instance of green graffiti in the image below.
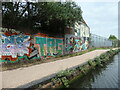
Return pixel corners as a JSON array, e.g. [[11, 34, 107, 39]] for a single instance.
[[56, 39, 63, 54], [36, 37, 47, 56], [35, 37, 63, 57], [17, 55, 29, 61], [0, 59, 7, 62], [47, 38, 55, 56], [0, 59, 18, 63]]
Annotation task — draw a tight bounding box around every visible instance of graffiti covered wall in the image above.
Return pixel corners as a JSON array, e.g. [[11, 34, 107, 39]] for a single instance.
[[63, 22, 90, 54], [0, 32, 63, 62], [34, 34, 63, 58], [0, 31, 32, 62], [0, 29, 113, 63], [64, 34, 89, 54]]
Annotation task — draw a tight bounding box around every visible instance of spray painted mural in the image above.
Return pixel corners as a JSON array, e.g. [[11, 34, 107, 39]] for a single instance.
[[64, 34, 89, 54], [0, 32, 63, 62], [64, 22, 90, 54], [0, 32, 33, 62], [34, 34, 63, 58]]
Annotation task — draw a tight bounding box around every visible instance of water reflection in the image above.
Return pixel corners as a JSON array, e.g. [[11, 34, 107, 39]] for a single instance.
[[70, 53, 119, 88]]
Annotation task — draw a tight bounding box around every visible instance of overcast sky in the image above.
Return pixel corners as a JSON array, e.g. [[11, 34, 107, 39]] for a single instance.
[[73, 0, 118, 38]]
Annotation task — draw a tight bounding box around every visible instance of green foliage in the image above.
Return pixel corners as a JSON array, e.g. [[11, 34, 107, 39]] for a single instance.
[[99, 54, 106, 59], [88, 60, 96, 67], [57, 69, 75, 78], [51, 77, 61, 84], [108, 35, 117, 40], [2, 2, 82, 35], [51, 69, 72, 88], [108, 35, 118, 47], [88, 60, 93, 66], [61, 77, 69, 87], [94, 57, 102, 66]]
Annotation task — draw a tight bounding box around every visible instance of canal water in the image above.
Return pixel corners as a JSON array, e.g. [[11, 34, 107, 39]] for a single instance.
[[70, 53, 119, 88]]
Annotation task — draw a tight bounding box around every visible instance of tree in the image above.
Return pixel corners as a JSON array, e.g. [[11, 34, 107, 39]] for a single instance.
[[2, 2, 83, 37], [2, 2, 38, 32], [108, 35, 118, 47], [108, 35, 117, 40]]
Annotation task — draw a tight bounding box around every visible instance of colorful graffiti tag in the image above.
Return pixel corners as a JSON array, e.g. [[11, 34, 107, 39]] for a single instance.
[[65, 35, 89, 54], [0, 32, 63, 62], [34, 34, 63, 58], [0, 32, 32, 61]]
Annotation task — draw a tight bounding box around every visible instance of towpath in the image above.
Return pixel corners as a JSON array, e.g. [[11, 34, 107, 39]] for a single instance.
[[0, 49, 116, 89]]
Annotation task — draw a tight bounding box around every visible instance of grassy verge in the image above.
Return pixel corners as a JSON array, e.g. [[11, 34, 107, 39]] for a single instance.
[[1, 47, 116, 71], [28, 48, 120, 89]]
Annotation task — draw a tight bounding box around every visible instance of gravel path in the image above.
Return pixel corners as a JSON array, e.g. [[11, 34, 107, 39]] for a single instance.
[[1, 49, 110, 88]]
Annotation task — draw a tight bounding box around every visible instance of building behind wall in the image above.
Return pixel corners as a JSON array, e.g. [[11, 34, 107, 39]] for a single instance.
[[64, 20, 90, 54]]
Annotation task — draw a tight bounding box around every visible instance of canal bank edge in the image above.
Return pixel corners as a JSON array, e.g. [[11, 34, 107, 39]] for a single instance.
[[28, 48, 120, 89]]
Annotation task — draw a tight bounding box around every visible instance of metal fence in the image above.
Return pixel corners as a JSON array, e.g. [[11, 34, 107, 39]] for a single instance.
[[90, 33, 113, 47]]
